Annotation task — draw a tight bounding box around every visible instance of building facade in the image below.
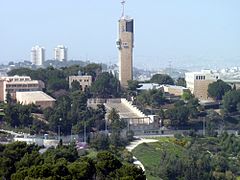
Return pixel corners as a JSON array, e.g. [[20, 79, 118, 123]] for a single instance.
[[161, 85, 189, 97], [69, 75, 92, 91], [54, 45, 67, 62], [116, 15, 134, 87], [185, 70, 219, 101], [0, 76, 44, 102], [31, 45, 45, 66]]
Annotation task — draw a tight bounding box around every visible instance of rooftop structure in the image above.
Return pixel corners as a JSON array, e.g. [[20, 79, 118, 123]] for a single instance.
[[137, 83, 161, 91], [16, 91, 56, 109]]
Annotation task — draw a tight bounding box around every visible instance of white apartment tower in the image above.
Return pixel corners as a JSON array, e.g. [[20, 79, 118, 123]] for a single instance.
[[116, 1, 134, 87], [31, 46, 45, 66], [54, 45, 67, 62]]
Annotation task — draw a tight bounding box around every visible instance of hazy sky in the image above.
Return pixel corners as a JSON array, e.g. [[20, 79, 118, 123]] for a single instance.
[[1, 0, 240, 70]]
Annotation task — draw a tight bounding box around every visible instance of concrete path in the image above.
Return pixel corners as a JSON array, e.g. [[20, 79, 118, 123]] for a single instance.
[[0, 129, 22, 136], [126, 138, 158, 152], [126, 138, 158, 172]]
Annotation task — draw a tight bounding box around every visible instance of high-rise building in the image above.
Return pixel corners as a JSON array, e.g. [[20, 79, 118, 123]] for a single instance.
[[116, 1, 134, 87], [54, 45, 67, 62], [31, 46, 45, 66]]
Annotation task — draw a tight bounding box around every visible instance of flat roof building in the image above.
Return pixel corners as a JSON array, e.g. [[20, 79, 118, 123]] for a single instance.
[[16, 91, 55, 109], [0, 76, 44, 102], [161, 85, 189, 97], [69, 75, 92, 91], [185, 70, 219, 101]]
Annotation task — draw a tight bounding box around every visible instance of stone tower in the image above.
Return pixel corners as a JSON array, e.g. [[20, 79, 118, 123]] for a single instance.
[[116, 1, 134, 87]]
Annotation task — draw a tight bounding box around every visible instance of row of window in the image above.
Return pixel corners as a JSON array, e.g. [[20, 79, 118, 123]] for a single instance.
[[7, 78, 30, 82], [72, 79, 90, 83], [6, 84, 38, 88], [196, 76, 205, 80], [196, 75, 219, 80]]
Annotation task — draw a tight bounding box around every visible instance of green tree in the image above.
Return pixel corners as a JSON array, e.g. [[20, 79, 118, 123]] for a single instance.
[[71, 80, 80, 91], [136, 89, 165, 108], [208, 80, 231, 100], [6, 91, 13, 104], [110, 164, 146, 180], [166, 106, 190, 126], [95, 151, 122, 179], [82, 63, 102, 80], [90, 132, 110, 151], [181, 90, 194, 101], [4, 103, 34, 128], [68, 160, 95, 180], [90, 72, 120, 98], [108, 108, 126, 148], [223, 90, 240, 112], [150, 74, 174, 85], [176, 77, 186, 87]]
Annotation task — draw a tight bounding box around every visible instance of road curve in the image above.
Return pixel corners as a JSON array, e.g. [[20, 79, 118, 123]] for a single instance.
[[126, 138, 158, 172]]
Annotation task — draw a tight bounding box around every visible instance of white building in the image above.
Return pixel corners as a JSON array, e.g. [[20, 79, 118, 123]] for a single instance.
[[54, 45, 67, 62], [31, 46, 45, 66], [185, 70, 219, 101]]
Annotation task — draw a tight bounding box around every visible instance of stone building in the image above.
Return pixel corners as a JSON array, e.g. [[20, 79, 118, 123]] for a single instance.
[[185, 70, 219, 101], [69, 75, 92, 91]]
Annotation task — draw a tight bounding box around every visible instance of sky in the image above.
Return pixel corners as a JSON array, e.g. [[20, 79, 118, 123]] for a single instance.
[[0, 0, 240, 70]]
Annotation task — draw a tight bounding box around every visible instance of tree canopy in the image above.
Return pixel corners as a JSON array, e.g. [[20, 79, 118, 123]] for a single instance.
[[0, 142, 145, 180], [136, 89, 165, 108], [176, 77, 186, 87], [90, 72, 120, 98], [208, 80, 231, 100], [150, 74, 174, 85], [223, 90, 240, 113]]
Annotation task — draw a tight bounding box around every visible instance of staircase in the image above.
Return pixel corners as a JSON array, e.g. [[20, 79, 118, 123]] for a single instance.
[[105, 98, 151, 125]]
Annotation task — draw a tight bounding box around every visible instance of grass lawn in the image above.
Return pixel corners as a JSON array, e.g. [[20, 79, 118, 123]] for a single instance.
[[132, 137, 186, 180]]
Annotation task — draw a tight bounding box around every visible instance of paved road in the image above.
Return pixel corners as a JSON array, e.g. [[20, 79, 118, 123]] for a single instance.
[[0, 129, 22, 136], [126, 138, 159, 152]]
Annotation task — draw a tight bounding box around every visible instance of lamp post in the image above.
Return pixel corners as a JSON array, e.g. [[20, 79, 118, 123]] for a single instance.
[[70, 123, 73, 142], [58, 118, 62, 140], [84, 121, 86, 143], [202, 117, 206, 136]]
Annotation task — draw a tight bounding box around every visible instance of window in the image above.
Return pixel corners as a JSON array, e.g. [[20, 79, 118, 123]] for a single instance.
[[122, 42, 129, 48]]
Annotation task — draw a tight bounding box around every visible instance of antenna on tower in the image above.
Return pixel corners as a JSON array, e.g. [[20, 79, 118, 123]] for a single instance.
[[121, 0, 126, 17]]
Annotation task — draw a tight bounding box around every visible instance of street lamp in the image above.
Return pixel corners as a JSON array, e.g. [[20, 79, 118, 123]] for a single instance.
[[84, 121, 86, 143], [58, 118, 62, 140]]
